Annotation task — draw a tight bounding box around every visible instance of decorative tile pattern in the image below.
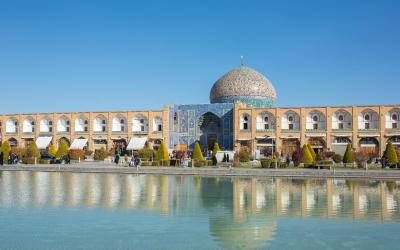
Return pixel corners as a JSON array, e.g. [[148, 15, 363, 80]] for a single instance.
[[210, 66, 277, 108], [168, 103, 233, 150]]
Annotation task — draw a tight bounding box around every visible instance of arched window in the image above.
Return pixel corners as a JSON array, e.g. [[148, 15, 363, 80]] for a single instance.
[[240, 114, 250, 131], [6, 118, 18, 133], [256, 112, 274, 131], [282, 111, 300, 131], [306, 110, 325, 130], [332, 110, 352, 130], [112, 115, 127, 132], [133, 115, 148, 132], [358, 109, 378, 130], [75, 115, 89, 132], [23, 117, 35, 133], [386, 109, 400, 129], [153, 117, 163, 132], [57, 116, 70, 132], [40, 117, 53, 133], [93, 115, 107, 132]]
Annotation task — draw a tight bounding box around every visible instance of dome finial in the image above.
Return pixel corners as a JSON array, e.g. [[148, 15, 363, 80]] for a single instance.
[[240, 55, 244, 66]]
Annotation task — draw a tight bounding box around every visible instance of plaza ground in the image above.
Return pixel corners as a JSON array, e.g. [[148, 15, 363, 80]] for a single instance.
[[2, 163, 400, 179]]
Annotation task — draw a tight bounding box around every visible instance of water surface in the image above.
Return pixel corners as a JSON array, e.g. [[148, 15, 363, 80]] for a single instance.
[[0, 171, 399, 249]]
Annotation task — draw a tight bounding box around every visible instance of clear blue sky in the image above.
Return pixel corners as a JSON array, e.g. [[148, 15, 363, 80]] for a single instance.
[[1, 0, 399, 114]]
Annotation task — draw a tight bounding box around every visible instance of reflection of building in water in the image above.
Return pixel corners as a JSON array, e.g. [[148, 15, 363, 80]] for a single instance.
[[0, 172, 399, 223], [0, 172, 173, 213]]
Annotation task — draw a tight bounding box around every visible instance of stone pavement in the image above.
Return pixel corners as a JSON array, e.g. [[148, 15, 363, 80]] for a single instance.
[[1, 163, 400, 179]]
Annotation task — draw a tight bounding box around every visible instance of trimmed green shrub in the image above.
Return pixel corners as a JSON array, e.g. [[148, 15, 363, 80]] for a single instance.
[[94, 147, 108, 161], [343, 143, 354, 164], [301, 144, 313, 165], [48, 144, 57, 157], [193, 159, 209, 167], [384, 142, 399, 166], [260, 159, 272, 168], [332, 154, 342, 163], [279, 162, 288, 168], [1, 141, 12, 163], [307, 144, 316, 161], [192, 142, 204, 161], [212, 142, 221, 157], [56, 140, 69, 159], [155, 143, 169, 161], [138, 148, 154, 160]]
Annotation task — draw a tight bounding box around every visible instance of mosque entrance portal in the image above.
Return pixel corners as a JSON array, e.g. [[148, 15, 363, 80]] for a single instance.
[[197, 112, 222, 150]]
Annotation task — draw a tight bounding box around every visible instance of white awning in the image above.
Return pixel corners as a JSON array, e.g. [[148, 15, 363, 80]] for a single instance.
[[36, 136, 53, 149], [126, 137, 147, 150], [70, 139, 88, 150]]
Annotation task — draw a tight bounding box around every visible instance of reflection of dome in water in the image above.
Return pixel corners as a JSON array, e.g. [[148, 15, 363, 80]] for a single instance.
[[210, 66, 277, 108], [210, 215, 276, 250]]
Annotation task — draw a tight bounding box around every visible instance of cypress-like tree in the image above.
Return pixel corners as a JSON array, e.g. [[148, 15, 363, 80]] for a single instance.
[[307, 144, 316, 161], [212, 142, 221, 157], [56, 140, 69, 159], [192, 142, 204, 161], [343, 143, 354, 163], [155, 142, 169, 161], [1, 141, 12, 163], [384, 142, 399, 166], [48, 144, 57, 157], [301, 144, 313, 165], [23, 142, 40, 162]]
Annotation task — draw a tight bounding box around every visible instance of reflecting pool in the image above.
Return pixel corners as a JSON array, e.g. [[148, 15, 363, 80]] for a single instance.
[[0, 171, 400, 249]]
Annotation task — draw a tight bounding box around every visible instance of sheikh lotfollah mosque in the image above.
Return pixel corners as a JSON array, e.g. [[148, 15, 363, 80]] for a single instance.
[[1, 65, 399, 157]]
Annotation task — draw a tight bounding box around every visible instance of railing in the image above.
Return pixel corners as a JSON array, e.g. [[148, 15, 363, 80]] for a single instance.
[[331, 128, 352, 132], [256, 129, 275, 132], [132, 131, 148, 135], [281, 129, 300, 132], [5, 131, 18, 135], [358, 128, 379, 131], [306, 129, 326, 132], [385, 128, 400, 131], [39, 132, 53, 136]]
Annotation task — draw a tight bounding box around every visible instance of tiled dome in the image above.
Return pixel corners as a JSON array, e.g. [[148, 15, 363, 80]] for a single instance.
[[210, 66, 277, 108]]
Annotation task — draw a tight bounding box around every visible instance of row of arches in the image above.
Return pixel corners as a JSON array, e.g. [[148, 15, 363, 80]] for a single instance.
[[239, 108, 400, 131], [1, 115, 163, 134]]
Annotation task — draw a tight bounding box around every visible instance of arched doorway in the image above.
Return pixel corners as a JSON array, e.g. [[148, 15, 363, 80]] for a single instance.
[[8, 138, 18, 148], [308, 137, 326, 154], [197, 112, 222, 150], [93, 139, 108, 150], [281, 138, 300, 157], [256, 137, 276, 157], [332, 137, 351, 155], [388, 136, 400, 150], [113, 139, 127, 155], [359, 137, 379, 155]]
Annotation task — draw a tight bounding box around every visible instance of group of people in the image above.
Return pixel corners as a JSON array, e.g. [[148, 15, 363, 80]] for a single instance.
[[0, 152, 19, 165]]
